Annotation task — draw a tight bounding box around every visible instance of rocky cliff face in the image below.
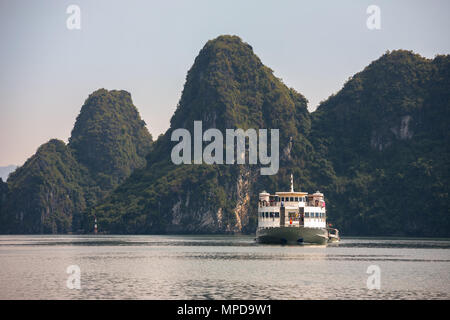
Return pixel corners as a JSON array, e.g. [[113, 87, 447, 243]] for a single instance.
[[91, 35, 311, 234], [93, 40, 449, 237], [2, 140, 88, 233], [0, 178, 8, 226], [69, 89, 152, 193], [2, 37, 448, 236], [309, 50, 450, 236], [0, 89, 152, 234]]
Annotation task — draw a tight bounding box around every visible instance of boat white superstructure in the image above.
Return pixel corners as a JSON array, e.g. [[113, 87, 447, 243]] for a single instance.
[[256, 174, 339, 244]]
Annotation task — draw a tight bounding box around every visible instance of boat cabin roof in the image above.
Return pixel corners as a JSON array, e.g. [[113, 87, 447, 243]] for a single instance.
[[275, 191, 308, 196]]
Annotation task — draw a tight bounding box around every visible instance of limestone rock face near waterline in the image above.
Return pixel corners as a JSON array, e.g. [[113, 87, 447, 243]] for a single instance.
[[1, 36, 448, 237], [91, 37, 450, 237], [90, 35, 312, 234], [0, 89, 152, 234], [310, 51, 450, 236]]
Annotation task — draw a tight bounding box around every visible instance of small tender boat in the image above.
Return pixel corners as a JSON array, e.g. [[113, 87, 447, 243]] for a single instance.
[[256, 174, 340, 245]]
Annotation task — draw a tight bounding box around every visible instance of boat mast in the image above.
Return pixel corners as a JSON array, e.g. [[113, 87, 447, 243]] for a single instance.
[[290, 173, 294, 192]]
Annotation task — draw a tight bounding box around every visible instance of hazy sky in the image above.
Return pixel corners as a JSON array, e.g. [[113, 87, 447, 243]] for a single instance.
[[1, 0, 449, 166]]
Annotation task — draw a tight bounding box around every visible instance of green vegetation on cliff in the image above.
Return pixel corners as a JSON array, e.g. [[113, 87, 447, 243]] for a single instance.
[[1, 36, 448, 237], [310, 51, 450, 236], [91, 37, 449, 237], [0, 89, 152, 234], [2, 140, 89, 233], [0, 178, 7, 224], [91, 35, 312, 234], [69, 89, 152, 193]]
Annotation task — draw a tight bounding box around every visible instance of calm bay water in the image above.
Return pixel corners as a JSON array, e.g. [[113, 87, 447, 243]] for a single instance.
[[0, 235, 449, 299]]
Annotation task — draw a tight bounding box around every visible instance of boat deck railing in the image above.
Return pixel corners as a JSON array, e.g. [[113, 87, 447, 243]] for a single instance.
[[258, 201, 324, 208]]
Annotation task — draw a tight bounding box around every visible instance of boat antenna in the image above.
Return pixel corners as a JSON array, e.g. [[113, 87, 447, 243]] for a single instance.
[[290, 173, 294, 192]]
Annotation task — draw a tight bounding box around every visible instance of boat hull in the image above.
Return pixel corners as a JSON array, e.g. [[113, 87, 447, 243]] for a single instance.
[[256, 226, 328, 245]]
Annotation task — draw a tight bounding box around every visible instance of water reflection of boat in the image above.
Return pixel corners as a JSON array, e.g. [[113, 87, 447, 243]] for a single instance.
[[256, 174, 340, 245]]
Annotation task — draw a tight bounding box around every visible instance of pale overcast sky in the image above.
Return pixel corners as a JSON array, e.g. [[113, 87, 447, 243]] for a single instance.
[[1, 0, 449, 166]]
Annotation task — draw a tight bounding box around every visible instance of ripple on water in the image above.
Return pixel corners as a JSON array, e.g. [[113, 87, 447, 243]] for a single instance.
[[0, 235, 449, 299]]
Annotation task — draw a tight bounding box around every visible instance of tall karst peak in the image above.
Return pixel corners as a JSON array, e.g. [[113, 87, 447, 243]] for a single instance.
[[0, 89, 154, 234], [69, 88, 153, 191], [170, 35, 309, 144], [89, 36, 313, 235]]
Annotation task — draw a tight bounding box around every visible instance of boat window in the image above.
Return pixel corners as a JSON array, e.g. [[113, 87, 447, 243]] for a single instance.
[[275, 212, 279, 218], [265, 212, 269, 218], [270, 212, 274, 218], [305, 212, 309, 218]]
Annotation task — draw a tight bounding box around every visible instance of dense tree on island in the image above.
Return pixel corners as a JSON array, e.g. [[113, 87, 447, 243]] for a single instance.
[[89, 35, 313, 234], [1, 36, 448, 236], [0, 178, 7, 226], [89, 36, 449, 237], [0, 89, 152, 233], [69, 89, 152, 194], [310, 51, 450, 236], [2, 140, 89, 233]]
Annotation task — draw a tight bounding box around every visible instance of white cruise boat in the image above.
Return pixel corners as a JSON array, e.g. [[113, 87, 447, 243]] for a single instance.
[[256, 174, 339, 245]]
